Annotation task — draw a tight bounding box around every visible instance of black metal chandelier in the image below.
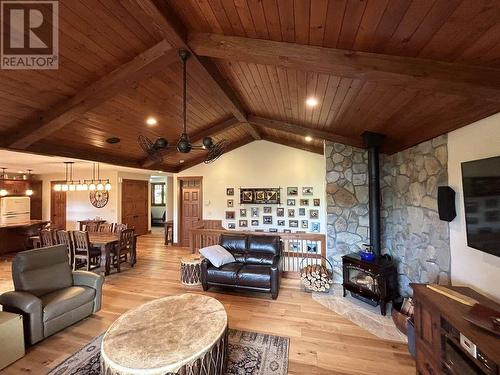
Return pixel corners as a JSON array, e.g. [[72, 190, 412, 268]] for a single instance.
[[138, 49, 227, 165]]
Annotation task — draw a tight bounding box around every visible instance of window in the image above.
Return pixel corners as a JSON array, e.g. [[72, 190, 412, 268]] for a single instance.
[[152, 183, 166, 206]]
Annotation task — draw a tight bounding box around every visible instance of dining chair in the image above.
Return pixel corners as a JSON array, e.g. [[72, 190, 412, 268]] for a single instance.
[[72, 231, 101, 271], [114, 223, 128, 233], [114, 229, 135, 273], [56, 230, 73, 265], [39, 229, 56, 247], [98, 223, 113, 233], [85, 222, 99, 232]]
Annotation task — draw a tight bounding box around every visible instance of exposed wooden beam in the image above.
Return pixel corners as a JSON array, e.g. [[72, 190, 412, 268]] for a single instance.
[[141, 116, 240, 168], [262, 135, 324, 155], [246, 123, 262, 140], [248, 116, 363, 148], [134, 1, 248, 122], [189, 33, 500, 103], [6, 40, 178, 149], [177, 136, 255, 172], [22, 143, 177, 173]]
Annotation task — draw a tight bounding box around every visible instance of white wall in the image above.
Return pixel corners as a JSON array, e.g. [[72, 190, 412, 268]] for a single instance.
[[175, 140, 326, 242], [448, 112, 500, 301]]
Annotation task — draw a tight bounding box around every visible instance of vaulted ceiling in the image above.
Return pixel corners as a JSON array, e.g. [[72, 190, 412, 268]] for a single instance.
[[1, 0, 499, 172]]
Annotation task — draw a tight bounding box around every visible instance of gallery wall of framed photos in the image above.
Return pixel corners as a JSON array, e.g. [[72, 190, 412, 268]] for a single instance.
[[175, 141, 326, 236], [225, 186, 322, 233]]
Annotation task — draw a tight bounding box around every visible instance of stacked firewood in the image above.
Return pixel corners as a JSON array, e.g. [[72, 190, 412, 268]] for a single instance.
[[300, 264, 333, 292]]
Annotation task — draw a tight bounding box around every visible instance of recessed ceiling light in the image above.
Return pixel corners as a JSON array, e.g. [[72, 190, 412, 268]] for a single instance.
[[179, 160, 185, 164], [106, 137, 121, 144], [157, 170, 162, 173], [305, 136, 313, 142], [306, 97, 318, 107], [146, 116, 157, 126]]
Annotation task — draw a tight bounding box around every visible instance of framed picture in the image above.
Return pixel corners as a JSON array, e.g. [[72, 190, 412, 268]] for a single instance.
[[227, 199, 234, 207], [283, 229, 292, 233], [264, 206, 272, 214], [226, 211, 235, 219], [277, 207, 284, 217], [299, 208, 306, 216], [309, 209, 319, 219], [251, 207, 259, 218], [311, 222, 320, 233], [251, 219, 259, 226], [269, 228, 278, 233], [255, 190, 266, 201], [239, 208, 247, 217], [277, 220, 285, 226], [228, 223, 236, 229], [300, 199, 309, 206], [306, 241, 318, 253], [301, 220, 308, 229], [289, 220, 298, 228], [226, 188, 234, 196], [287, 187, 298, 196], [313, 198, 320, 206], [263, 216, 273, 224], [302, 186, 313, 195], [287, 199, 296, 206], [266, 190, 278, 202], [241, 190, 253, 203], [239, 220, 248, 227], [288, 208, 295, 217]]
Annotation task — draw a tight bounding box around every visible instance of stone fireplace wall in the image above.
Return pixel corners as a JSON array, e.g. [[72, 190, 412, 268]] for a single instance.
[[381, 135, 450, 296], [326, 136, 451, 294], [325, 143, 369, 282]]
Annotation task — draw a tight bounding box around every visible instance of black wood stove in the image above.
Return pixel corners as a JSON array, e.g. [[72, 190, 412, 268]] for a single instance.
[[342, 253, 398, 315], [341, 132, 399, 316]]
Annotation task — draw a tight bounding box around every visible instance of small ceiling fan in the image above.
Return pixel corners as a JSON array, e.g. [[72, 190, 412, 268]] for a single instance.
[[138, 49, 227, 165]]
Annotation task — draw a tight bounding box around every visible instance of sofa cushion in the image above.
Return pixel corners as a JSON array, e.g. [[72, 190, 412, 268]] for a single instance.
[[245, 252, 275, 266], [237, 265, 271, 289], [247, 235, 280, 256], [13, 245, 73, 297], [199, 245, 236, 267], [41, 286, 95, 322], [206, 263, 242, 285], [220, 234, 247, 254]]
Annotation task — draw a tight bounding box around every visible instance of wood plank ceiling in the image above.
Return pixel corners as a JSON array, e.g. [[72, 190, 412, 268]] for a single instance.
[[0, 0, 499, 172]]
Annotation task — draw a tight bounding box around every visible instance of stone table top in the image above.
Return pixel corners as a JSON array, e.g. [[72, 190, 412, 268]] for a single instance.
[[101, 294, 227, 374]]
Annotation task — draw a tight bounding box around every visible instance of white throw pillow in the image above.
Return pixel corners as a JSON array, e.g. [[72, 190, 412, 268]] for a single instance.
[[199, 245, 236, 268]]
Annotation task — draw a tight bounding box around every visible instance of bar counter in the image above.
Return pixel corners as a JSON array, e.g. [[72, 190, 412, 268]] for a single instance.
[[0, 220, 49, 255]]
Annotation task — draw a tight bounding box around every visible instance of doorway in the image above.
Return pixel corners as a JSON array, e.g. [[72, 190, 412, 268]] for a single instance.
[[121, 179, 149, 235], [178, 177, 202, 246], [50, 181, 67, 230]]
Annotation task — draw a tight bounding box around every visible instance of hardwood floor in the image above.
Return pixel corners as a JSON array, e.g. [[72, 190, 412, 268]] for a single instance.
[[0, 230, 415, 374]]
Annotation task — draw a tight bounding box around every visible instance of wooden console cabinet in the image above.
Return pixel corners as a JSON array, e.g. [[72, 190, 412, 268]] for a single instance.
[[412, 284, 499, 375]]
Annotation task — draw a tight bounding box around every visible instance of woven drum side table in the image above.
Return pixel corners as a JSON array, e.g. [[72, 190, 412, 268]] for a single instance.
[[101, 294, 228, 375], [180, 255, 202, 286]]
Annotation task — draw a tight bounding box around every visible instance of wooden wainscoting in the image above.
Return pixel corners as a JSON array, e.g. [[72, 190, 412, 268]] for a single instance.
[[189, 228, 326, 279]]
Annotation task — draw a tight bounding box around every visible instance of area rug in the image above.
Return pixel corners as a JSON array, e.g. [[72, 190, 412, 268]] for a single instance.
[[47, 329, 289, 375], [313, 284, 407, 343]]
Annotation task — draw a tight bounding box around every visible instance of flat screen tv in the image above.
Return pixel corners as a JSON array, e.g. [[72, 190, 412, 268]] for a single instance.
[[461, 156, 500, 257]]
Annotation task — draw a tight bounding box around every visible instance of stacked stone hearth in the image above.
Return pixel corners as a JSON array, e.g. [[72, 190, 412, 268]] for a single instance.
[[326, 143, 369, 282], [325, 136, 451, 296]]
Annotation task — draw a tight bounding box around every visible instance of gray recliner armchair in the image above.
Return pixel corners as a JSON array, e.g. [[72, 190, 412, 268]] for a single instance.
[[0, 245, 104, 345]]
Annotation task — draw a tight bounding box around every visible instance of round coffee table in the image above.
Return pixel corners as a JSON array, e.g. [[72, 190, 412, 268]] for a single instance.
[[100, 294, 228, 375], [180, 255, 202, 286]]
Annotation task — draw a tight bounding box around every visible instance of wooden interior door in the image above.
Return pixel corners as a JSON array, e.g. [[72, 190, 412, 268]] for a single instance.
[[121, 179, 149, 235], [50, 181, 66, 229], [179, 177, 202, 246]]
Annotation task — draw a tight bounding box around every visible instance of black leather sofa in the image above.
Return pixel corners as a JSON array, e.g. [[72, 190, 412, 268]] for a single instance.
[[201, 234, 282, 299]]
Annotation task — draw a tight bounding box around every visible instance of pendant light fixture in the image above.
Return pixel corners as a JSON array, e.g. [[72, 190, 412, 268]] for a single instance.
[[25, 169, 34, 196], [86, 163, 111, 192], [54, 162, 111, 192]]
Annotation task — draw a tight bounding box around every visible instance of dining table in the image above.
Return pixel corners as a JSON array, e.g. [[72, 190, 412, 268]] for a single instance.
[[88, 232, 137, 276]]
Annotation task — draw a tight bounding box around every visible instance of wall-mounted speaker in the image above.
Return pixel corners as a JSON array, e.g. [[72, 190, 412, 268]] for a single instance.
[[438, 186, 456, 222]]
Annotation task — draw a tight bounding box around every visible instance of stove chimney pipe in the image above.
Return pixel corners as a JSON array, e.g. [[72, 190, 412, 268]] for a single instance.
[[362, 132, 385, 257]]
